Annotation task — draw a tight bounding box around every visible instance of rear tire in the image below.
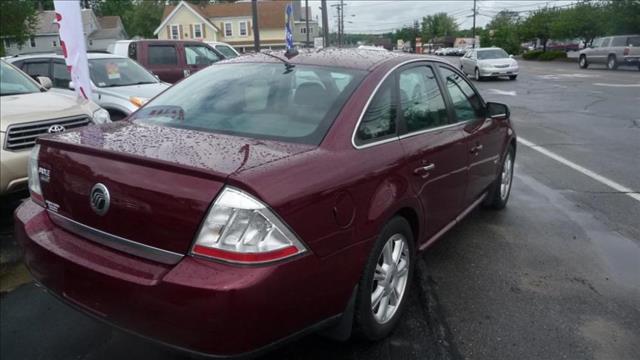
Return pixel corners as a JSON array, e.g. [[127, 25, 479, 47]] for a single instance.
[[607, 55, 618, 70], [354, 217, 415, 340], [484, 146, 515, 210], [579, 55, 588, 69]]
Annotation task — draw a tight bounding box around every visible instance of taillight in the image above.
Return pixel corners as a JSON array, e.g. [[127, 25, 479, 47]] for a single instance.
[[27, 144, 44, 206], [624, 47, 630, 56], [191, 187, 307, 264]]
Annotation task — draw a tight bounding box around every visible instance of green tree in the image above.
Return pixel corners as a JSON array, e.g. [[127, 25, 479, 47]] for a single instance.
[[124, 0, 165, 39], [520, 7, 559, 52], [94, 0, 134, 17], [421, 12, 458, 42], [483, 11, 521, 54], [552, 1, 605, 47], [603, 0, 640, 36], [0, 0, 39, 56]]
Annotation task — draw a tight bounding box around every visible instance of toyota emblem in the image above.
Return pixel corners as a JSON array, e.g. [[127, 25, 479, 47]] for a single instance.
[[90, 183, 110, 216], [47, 124, 66, 134]]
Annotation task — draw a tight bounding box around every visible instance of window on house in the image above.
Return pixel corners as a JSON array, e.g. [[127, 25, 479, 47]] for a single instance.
[[171, 24, 180, 40], [30, 37, 36, 48], [239, 21, 247, 36], [224, 22, 233, 37], [193, 23, 203, 38], [301, 27, 307, 34]]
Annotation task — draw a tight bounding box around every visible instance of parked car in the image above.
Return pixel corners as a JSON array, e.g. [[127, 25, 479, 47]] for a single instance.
[[579, 34, 640, 70], [7, 53, 170, 120], [0, 60, 108, 197], [460, 47, 519, 80], [109, 39, 226, 83], [205, 41, 240, 58], [16, 49, 515, 358]]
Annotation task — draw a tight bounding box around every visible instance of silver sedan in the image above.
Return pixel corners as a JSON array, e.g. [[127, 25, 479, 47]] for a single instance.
[[460, 47, 519, 81]]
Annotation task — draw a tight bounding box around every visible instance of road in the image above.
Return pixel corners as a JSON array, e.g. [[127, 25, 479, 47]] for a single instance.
[[1, 58, 639, 360]]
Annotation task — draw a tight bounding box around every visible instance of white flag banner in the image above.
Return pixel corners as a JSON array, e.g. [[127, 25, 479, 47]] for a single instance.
[[53, 0, 92, 100]]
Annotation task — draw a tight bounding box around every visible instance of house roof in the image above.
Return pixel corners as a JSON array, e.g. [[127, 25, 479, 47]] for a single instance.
[[98, 16, 120, 29], [161, 1, 288, 29]]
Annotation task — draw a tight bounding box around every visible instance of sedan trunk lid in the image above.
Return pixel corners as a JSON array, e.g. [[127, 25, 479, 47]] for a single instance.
[[37, 121, 314, 261]]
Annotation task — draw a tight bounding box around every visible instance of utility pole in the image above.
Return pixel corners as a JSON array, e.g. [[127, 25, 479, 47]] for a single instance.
[[252, 0, 260, 52], [321, 0, 329, 47], [340, 0, 346, 47], [305, 0, 310, 47], [472, 0, 477, 48], [330, 2, 342, 47]]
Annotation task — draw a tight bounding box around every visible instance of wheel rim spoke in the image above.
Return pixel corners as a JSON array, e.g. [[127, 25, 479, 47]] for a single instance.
[[374, 264, 386, 282], [371, 286, 384, 308]]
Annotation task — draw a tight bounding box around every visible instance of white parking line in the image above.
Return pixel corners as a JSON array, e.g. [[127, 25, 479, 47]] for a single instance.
[[488, 89, 517, 96], [593, 83, 640, 88], [517, 137, 640, 202]]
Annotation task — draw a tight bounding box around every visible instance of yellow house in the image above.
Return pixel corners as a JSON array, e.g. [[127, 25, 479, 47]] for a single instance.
[[154, 0, 300, 52]]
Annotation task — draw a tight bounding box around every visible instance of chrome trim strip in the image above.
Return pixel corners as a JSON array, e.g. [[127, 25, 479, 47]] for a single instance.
[[47, 211, 184, 265], [397, 120, 470, 140], [419, 193, 487, 251], [351, 58, 456, 150]]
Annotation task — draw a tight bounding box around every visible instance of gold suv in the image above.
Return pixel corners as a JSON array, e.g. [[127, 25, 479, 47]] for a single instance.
[[1, 60, 109, 196]]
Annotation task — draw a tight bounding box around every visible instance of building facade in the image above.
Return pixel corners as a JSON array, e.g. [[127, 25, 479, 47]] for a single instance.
[[2, 10, 127, 56], [153, 1, 320, 52]]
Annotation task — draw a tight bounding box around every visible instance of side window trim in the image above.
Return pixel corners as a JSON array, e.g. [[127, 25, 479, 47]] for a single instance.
[[351, 59, 470, 150]]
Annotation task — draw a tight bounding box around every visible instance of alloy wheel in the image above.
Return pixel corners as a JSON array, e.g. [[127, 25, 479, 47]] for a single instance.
[[500, 152, 514, 200], [580, 57, 586, 67], [371, 233, 410, 324], [475, 68, 480, 80]]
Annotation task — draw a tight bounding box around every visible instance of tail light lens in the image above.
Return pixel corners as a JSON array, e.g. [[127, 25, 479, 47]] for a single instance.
[[191, 187, 307, 264], [27, 144, 44, 206], [624, 47, 630, 56]]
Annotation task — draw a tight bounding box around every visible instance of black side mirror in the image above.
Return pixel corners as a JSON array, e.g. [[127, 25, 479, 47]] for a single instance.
[[487, 102, 510, 120]]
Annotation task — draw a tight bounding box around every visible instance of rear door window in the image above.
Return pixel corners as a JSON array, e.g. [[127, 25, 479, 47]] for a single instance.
[[22, 60, 51, 80], [628, 36, 640, 47], [148, 45, 178, 65], [611, 37, 627, 47]]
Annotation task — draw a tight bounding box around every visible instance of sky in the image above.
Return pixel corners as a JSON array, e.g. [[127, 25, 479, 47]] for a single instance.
[[306, 0, 577, 34]]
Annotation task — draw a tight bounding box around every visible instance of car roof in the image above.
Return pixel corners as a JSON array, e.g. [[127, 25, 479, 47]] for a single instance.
[[220, 48, 445, 71], [6, 52, 128, 61]]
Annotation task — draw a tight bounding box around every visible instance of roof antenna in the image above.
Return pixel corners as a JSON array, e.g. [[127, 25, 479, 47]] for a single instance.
[[262, 51, 295, 73]]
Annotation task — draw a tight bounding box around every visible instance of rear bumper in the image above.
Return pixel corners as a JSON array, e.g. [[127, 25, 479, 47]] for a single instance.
[[15, 200, 366, 357]]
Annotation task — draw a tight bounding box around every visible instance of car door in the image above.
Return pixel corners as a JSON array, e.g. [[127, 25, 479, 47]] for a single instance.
[[460, 51, 471, 73], [438, 65, 504, 206], [593, 37, 610, 63], [184, 43, 222, 77], [396, 63, 468, 242], [146, 43, 183, 83]]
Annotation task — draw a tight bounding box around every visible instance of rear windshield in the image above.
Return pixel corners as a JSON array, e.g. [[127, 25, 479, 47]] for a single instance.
[[477, 49, 509, 60], [131, 63, 366, 145]]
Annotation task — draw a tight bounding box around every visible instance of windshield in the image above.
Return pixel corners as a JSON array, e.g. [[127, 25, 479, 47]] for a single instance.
[[0, 61, 42, 96], [477, 49, 509, 60], [215, 45, 238, 58], [89, 58, 158, 87], [131, 63, 366, 145]]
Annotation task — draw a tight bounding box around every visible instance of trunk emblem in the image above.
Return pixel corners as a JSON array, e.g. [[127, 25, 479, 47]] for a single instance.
[[90, 183, 110, 216], [47, 124, 66, 133]]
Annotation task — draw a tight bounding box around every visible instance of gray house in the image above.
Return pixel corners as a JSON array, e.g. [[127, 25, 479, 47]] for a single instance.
[[3, 9, 127, 56], [292, 4, 320, 47]]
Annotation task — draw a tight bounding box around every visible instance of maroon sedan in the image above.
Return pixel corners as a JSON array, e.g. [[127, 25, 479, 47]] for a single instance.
[[16, 49, 515, 357]]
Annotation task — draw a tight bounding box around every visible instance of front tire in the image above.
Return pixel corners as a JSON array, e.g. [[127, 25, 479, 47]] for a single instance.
[[579, 55, 588, 69], [475, 68, 483, 81], [607, 55, 618, 70], [354, 217, 414, 340], [509, 75, 518, 80], [484, 146, 515, 210]]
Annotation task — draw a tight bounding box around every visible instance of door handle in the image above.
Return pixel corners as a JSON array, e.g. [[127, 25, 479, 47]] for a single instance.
[[414, 163, 435, 177], [470, 144, 483, 154]]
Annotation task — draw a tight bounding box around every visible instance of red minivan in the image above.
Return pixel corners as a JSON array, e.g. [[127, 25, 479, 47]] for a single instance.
[[16, 49, 516, 358], [121, 40, 225, 83]]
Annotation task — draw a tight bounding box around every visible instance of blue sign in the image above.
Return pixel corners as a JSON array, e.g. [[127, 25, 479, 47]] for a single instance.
[[285, 4, 294, 51]]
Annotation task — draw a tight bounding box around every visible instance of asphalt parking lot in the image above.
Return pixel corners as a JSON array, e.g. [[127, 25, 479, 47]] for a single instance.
[[1, 57, 639, 360]]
